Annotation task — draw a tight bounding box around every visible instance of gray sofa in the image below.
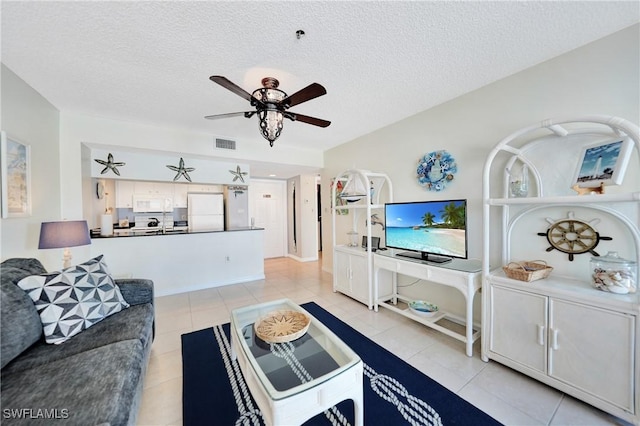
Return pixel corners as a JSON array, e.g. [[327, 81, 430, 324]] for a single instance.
[[1, 258, 155, 425]]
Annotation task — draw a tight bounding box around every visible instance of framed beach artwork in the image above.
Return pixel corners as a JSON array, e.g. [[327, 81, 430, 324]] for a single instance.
[[572, 137, 633, 188], [1, 131, 32, 218]]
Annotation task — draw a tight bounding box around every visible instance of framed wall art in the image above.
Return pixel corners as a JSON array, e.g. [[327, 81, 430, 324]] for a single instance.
[[1, 131, 32, 218], [572, 137, 633, 188]]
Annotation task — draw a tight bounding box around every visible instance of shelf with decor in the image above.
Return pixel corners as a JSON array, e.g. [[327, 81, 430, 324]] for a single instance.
[[481, 115, 640, 425], [331, 169, 393, 309]]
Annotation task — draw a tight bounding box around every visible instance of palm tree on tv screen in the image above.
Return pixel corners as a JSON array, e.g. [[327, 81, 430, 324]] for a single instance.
[[440, 202, 465, 229], [422, 212, 435, 227]]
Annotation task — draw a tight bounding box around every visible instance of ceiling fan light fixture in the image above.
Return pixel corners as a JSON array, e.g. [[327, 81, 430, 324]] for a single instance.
[[206, 75, 330, 147], [254, 79, 286, 146], [259, 110, 283, 146]]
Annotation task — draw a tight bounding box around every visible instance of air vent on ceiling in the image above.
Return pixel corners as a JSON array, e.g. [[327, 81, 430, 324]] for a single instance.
[[215, 138, 236, 150]]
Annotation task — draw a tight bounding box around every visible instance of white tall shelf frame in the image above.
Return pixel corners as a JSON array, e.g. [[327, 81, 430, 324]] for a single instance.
[[481, 115, 640, 425], [331, 170, 393, 309]]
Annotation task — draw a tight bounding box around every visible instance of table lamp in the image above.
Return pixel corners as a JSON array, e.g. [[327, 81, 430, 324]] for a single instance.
[[38, 220, 91, 269]]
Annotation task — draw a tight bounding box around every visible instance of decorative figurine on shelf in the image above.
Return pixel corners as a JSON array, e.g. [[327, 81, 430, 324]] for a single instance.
[[506, 164, 528, 198], [571, 182, 605, 195], [369, 214, 385, 230]]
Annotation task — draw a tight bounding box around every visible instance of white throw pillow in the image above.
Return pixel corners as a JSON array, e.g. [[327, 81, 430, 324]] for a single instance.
[[17, 255, 130, 344]]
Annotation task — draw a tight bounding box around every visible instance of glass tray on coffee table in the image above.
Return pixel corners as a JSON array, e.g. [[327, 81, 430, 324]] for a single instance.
[[230, 298, 363, 426]]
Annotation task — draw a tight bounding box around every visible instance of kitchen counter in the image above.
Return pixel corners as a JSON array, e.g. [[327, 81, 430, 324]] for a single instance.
[[90, 226, 263, 238], [90, 228, 265, 296]]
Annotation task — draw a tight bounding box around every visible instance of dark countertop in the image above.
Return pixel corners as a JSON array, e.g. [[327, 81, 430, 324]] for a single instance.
[[90, 226, 263, 239]]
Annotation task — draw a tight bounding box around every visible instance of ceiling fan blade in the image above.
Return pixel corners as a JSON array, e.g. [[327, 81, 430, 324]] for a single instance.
[[209, 76, 266, 108], [284, 112, 331, 127], [280, 83, 327, 108], [204, 111, 256, 120]]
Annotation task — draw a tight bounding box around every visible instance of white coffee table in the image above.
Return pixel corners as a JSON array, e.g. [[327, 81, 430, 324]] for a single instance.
[[230, 299, 364, 426]]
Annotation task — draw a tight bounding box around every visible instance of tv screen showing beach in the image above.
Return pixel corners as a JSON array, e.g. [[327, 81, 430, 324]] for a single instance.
[[384, 200, 467, 259]]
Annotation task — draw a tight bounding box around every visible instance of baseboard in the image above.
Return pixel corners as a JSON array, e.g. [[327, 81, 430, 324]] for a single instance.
[[154, 274, 266, 297], [286, 253, 318, 262]]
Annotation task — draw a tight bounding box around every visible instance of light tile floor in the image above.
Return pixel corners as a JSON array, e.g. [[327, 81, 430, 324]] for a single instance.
[[137, 257, 631, 426]]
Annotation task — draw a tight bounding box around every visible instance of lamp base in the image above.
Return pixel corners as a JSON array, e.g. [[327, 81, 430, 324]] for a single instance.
[[62, 248, 72, 269]]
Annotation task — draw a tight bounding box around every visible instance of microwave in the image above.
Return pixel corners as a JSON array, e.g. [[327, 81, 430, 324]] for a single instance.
[[132, 196, 174, 213]]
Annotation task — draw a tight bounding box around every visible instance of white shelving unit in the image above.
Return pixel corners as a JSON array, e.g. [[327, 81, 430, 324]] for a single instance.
[[331, 169, 392, 309], [481, 116, 640, 425]]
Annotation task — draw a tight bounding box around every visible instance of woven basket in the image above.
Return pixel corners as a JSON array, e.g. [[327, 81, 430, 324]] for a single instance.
[[254, 310, 310, 343], [503, 260, 553, 282]]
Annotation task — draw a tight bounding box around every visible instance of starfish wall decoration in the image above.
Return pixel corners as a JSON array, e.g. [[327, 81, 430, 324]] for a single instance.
[[167, 158, 195, 182], [229, 165, 248, 183], [94, 153, 126, 176]]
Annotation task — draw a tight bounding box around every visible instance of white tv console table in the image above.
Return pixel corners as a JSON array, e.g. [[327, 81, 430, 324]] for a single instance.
[[373, 251, 482, 356]]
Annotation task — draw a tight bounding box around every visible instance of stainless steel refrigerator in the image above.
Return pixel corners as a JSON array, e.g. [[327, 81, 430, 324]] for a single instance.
[[224, 186, 249, 229], [187, 193, 224, 232]]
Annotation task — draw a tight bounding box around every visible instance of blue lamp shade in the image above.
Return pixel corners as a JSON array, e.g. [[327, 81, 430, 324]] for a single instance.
[[38, 220, 91, 249]]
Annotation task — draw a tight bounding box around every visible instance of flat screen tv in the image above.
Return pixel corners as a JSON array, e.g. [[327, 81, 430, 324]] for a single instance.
[[384, 199, 468, 263]]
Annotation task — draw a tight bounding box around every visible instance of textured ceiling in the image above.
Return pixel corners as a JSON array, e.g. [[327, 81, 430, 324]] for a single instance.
[[2, 1, 639, 177]]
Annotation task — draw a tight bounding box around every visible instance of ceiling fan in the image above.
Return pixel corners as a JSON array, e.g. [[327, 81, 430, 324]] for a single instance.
[[205, 75, 331, 146]]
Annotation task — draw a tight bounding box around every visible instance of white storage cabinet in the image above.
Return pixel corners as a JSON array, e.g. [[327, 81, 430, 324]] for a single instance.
[[334, 246, 369, 302], [481, 116, 640, 424]]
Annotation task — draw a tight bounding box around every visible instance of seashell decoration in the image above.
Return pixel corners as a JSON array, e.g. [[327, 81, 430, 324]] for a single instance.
[[591, 251, 637, 295], [592, 268, 636, 294]]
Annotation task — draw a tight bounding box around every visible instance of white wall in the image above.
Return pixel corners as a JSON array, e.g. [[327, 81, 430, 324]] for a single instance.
[[286, 174, 320, 261], [322, 24, 640, 318], [0, 65, 67, 269]]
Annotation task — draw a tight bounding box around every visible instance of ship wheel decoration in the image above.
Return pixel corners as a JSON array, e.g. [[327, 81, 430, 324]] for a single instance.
[[537, 211, 612, 261]]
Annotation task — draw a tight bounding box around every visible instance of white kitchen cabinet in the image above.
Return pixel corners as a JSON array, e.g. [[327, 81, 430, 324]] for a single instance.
[[188, 184, 223, 193], [331, 170, 392, 309], [481, 116, 640, 424], [115, 180, 135, 208], [134, 181, 173, 196], [334, 246, 369, 304], [173, 184, 189, 208]]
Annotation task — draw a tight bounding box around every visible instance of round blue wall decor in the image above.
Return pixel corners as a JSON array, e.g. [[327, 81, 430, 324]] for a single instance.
[[417, 150, 457, 191]]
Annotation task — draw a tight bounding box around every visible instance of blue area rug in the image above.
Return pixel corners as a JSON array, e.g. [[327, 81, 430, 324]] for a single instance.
[[181, 302, 501, 425]]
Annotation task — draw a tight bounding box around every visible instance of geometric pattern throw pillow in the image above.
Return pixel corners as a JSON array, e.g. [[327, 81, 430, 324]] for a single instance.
[[17, 255, 130, 344]]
